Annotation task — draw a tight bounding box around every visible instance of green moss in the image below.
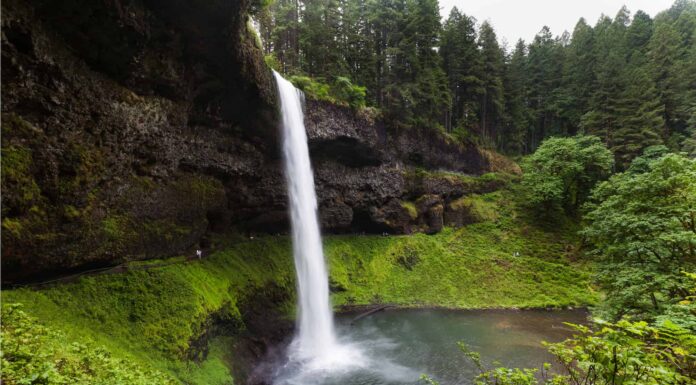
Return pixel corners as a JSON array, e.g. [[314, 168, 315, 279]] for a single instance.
[[3, 237, 296, 384], [102, 215, 129, 239], [171, 175, 226, 210], [1, 113, 38, 138], [2, 145, 32, 179], [327, 188, 595, 308], [63, 205, 82, 220], [2, 217, 23, 238], [400, 201, 418, 219], [1, 145, 42, 205], [450, 193, 499, 222], [2, 186, 595, 384]]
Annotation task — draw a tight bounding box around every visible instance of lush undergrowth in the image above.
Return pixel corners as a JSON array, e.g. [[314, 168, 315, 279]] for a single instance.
[[2, 186, 596, 384], [2, 238, 297, 385], [328, 190, 596, 308]]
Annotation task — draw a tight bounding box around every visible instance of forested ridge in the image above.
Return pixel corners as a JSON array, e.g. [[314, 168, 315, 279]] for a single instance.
[[259, 0, 696, 165]]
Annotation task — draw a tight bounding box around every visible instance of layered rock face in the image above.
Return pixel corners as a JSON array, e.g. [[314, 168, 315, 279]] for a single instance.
[[1, 0, 277, 281], [1, 0, 507, 282], [304, 100, 507, 234]]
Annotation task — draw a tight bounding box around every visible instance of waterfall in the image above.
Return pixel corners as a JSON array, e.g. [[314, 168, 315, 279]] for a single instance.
[[274, 71, 338, 361]]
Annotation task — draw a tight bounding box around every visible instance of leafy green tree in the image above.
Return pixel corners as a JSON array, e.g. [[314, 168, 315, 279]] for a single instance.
[[548, 319, 696, 384], [521, 135, 614, 217], [582, 151, 696, 324]]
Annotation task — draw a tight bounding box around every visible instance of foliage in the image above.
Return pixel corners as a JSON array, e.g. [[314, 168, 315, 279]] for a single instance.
[[582, 151, 696, 327], [547, 319, 696, 385], [432, 319, 696, 385], [3, 237, 297, 385], [261, 0, 696, 158], [3, 183, 597, 384], [289, 75, 366, 109], [289, 75, 332, 100], [328, 188, 596, 309], [521, 135, 614, 217], [1, 304, 176, 385], [332, 76, 367, 109]]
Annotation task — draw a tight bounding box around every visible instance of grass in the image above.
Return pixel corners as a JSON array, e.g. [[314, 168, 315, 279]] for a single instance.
[[2, 237, 297, 385], [327, 190, 595, 309], [2, 187, 597, 384]]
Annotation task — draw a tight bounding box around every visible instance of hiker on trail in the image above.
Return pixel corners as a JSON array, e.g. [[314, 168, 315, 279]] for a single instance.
[[196, 249, 202, 259]]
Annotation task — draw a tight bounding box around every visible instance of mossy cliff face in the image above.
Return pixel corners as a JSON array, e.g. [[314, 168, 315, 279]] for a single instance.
[[1, 0, 505, 282], [303, 101, 518, 235], [1, 0, 277, 282]]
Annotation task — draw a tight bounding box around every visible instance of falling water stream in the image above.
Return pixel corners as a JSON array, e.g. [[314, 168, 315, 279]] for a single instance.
[[275, 70, 336, 357], [271, 71, 586, 385], [274, 71, 365, 382]]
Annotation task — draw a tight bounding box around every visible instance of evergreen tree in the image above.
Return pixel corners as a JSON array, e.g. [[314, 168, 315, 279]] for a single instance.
[[580, 13, 627, 149], [478, 21, 505, 144], [648, 21, 684, 140], [260, 0, 301, 72], [613, 68, 665, 168], [260, 0, 696, 154], [501, 40, 531, 154], [625, 10, 654, 65], [300, 0, 346, 78], [562, 18, 595, 129], [383, 0, 449, 128], [440, 8, 482, 133], [527, 26, 562, 149]]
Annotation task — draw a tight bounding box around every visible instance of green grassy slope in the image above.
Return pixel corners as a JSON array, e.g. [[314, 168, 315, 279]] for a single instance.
[[328, 190, 596, 308], [2, 186, 597, 384], [2, 239, 297, 385]]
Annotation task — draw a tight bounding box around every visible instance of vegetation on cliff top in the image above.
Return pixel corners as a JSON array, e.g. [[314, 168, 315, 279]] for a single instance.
[[259, 0, 696, 159]]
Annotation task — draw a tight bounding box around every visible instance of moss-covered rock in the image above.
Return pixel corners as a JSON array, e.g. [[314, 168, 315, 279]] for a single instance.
[[0, 0, 276, 282]]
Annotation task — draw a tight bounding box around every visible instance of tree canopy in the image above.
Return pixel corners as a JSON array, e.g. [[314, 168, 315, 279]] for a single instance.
[[259, 0, 696, 166]]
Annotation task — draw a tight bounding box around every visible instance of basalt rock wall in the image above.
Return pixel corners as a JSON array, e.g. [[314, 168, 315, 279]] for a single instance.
[[1, 0, 502, 282]]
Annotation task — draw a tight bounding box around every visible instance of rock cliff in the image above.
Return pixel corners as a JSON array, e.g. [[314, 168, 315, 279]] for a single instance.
[[1, 0, 511, 282]]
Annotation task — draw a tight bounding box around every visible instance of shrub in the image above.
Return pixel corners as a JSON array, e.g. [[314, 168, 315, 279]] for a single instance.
[[424, 319, 696, 385], [1, 304, 176, 385], [332, 76, 366, 109], [582, 151, 696, 326], [288, 75, 367, 109], [521, 135, 613, 218]]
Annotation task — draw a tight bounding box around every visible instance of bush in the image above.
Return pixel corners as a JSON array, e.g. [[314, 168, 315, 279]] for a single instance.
[[582, 151, 696, 326], [1, 304, 176, 385], [521, 135, 613, 218], [332, 76, 366, 109], [288, 75, 367, 109], [424, 319, 696, 385]]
